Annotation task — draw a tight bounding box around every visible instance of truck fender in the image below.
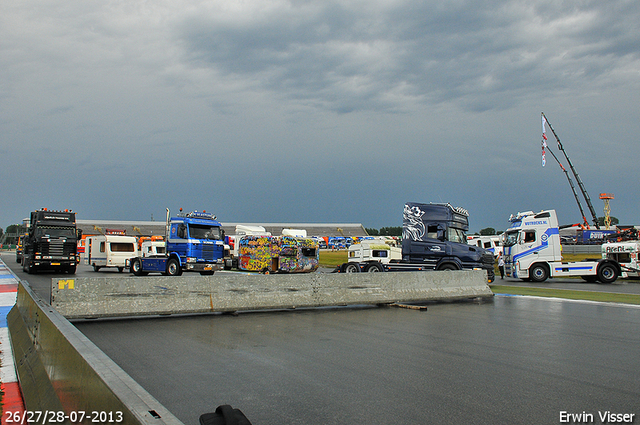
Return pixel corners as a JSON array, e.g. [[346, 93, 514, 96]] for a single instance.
[[168, 253, 183, 267], [436, 259, 461, 271]]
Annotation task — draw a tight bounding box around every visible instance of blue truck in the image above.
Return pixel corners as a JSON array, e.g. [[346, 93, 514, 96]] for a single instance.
[[127, 209, 226, 276], [338, 202, 495, 282]]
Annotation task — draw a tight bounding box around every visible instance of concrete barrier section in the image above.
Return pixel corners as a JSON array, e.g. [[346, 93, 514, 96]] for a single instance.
[[9, 281, 184, 424], [51, 270, 492, 319]]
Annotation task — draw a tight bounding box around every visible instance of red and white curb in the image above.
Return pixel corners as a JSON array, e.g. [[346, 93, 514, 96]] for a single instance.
[[0, 257, 24, 422]]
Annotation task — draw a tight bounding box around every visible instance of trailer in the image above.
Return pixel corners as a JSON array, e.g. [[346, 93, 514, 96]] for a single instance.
[[86, 234, 138, 272], [127, 209, 225, 276], [237, 235, 319, 273], [503, 209, 619, 283]]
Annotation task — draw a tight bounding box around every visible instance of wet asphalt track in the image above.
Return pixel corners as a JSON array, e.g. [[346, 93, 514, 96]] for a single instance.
[[3, 253, 640, 425]]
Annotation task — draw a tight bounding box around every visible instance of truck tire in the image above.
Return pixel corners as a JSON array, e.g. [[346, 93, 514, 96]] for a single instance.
[[131, 258, 147, 276], [342, 262, 361, 273], [581, 275, 597, 283], [597, 263, 618, 284], [67, 266, 76, 274], [437, 263, 459, 271], [529, 263, 549, 283], [23, 258, 33, 274], [364, 262, 384, 272], [166, 258, 182, 276], [93, 265, 101, 272]]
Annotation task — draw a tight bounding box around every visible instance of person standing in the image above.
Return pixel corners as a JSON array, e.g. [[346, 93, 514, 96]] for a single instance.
[[497, 252, 505, 279]]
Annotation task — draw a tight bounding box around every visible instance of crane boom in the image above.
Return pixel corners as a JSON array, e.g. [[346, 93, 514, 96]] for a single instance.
[[541, 112, 600, 229]]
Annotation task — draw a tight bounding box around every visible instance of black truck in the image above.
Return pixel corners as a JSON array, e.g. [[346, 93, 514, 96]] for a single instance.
[[22, 208, 81, 274], [339, 202, 495, 282]]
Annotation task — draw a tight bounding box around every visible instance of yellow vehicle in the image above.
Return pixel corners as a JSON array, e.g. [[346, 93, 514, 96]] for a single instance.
[[15, 233, 27, 264]]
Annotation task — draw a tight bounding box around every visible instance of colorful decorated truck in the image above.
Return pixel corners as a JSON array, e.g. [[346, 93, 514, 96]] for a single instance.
[[238, 235, 319, 273]]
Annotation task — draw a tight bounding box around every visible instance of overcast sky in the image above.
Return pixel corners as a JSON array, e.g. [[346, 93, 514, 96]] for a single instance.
[[2, 0, 639, 233]]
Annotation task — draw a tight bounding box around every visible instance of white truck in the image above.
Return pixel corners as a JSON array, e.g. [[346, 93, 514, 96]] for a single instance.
[[85, 234, 138, 272], [342, 241, 403, 272], [602, 241, 640, 279], [502, 209, 620, 283]]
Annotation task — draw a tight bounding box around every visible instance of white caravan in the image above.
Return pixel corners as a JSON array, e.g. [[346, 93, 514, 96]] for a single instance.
[[502, 209, 619, 283], [467, 235, 502, 257], [85, 235, 139, 272]]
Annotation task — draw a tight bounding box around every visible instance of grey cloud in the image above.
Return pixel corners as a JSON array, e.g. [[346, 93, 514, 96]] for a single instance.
[[175, 0, 640, 113]]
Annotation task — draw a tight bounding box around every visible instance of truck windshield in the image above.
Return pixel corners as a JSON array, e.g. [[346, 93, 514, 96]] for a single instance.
[[189, 224, 222, 240], [503, 231, 519, 247], [34, 226, 75, 238], [447, 228, 466, 244]]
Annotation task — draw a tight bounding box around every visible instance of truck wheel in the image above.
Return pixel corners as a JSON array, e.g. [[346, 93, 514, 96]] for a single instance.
[[67, 266, 76, 274], [342, 262, 361, 273], [437, 263, 459, 271], [365, 263, 384, 272], [93, 265, 101, 272], [23, 258, 33, 274], [597, 263, 618, 284], [131, 259, 146, 276], [581, 276, 597, 283], [529, 264, 549, 283], [166, 258, 182, 276]]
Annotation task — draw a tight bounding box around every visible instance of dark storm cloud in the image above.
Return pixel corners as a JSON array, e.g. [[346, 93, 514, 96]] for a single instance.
[[176, 0, 640, 114]]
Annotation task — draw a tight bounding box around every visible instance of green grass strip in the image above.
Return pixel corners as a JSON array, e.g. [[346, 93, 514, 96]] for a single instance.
[[490, 285, 640, 305]]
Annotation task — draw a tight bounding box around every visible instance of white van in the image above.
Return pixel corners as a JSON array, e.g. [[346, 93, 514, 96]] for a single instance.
[[85, 235, 139, 272]]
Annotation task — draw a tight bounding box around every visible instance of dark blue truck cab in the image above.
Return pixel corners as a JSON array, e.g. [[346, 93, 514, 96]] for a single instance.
[[401, 202, 495, 281]]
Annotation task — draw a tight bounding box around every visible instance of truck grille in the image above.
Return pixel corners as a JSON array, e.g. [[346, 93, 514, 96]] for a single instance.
[[41, 240, 76, 257], [47, 240, 64, 256], [202, 244, 216, 261]]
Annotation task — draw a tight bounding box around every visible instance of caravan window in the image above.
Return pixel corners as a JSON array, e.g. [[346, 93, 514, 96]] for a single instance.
[[301, 248, 316, 257], [100, 242, 106, 253], [110, 242, 135, 252]]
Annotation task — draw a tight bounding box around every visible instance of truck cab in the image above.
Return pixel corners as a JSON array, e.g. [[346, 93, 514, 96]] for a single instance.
[[128, 210, 225, 276], [602, 241, 640, 279], [166, 211, 225, 274], [401, 202, 495, 280], [503, 209, 619, 283], [22, 209, 80, 274]]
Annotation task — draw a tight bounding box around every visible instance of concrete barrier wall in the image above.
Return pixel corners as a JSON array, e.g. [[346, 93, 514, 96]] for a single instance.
[[8, 281, 184, 424], [51, 270, 493, 319]]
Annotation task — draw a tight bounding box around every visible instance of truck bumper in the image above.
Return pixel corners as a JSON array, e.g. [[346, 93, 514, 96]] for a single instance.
[[183, 262, 223, 272]]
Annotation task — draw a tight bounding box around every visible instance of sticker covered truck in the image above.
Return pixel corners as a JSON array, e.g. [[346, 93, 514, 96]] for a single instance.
[[237, 234, 319, 273], [602, 241, 640, 279]]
